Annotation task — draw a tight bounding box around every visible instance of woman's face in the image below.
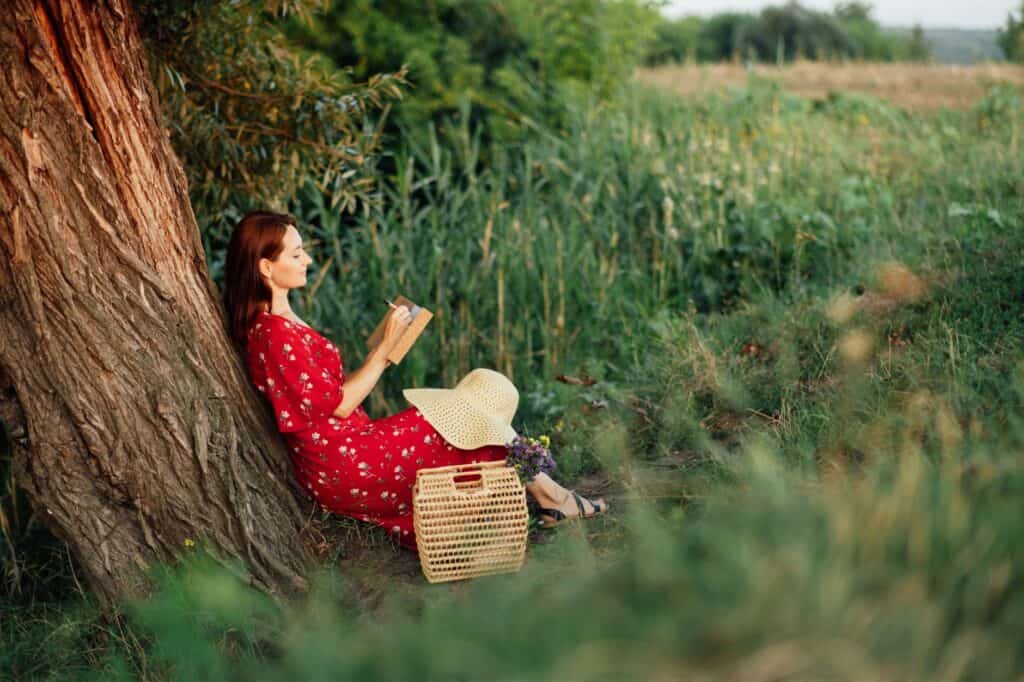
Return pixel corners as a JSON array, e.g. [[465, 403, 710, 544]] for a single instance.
[[259, 225, 312, 291]]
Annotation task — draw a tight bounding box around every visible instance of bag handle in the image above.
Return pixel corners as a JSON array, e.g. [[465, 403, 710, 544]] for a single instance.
[[449, 465, 511, 496], [419, 460, 508, 476], [413, 460, 510, 496]]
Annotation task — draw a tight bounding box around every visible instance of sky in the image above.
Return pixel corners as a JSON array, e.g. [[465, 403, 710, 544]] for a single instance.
[[662, 1, 1020, 29]]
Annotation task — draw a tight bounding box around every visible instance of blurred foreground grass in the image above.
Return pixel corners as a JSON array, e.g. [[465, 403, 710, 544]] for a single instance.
[[3, 76, 1024, 680]]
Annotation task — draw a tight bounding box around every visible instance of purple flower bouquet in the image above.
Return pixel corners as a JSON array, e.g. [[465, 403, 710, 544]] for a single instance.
[[504, 434, 557, 484]]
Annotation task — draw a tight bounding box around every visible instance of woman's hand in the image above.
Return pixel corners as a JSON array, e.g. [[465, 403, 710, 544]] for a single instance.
[[380, 305, 412, 353], [335, 305, 412, 418]]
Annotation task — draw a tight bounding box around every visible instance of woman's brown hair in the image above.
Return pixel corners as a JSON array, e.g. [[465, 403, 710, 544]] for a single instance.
[[222, 211, 296, 350]]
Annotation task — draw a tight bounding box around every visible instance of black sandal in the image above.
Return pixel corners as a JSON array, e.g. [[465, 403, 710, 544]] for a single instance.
[[536, 490, 606, 529]]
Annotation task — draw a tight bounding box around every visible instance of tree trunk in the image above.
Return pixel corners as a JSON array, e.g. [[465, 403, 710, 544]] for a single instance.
[[0, 0, 312, 603]]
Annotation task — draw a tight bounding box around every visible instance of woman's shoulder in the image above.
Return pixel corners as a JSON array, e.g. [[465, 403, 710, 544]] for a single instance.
[[248, 312, 324, 350], [247, 311, 293, 346], [250, 311, 302, 333]]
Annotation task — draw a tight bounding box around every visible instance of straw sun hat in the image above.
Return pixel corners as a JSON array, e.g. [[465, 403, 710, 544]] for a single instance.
[[403, 368, 519, 450]]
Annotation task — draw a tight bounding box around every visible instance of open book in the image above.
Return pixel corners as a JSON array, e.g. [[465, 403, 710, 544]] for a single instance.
[[366, 295, 433, 365]]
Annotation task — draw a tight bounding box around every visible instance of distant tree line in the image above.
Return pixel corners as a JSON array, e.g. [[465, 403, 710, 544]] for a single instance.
[[644, 1, 930, 65], [999, 2, 1024, 62]]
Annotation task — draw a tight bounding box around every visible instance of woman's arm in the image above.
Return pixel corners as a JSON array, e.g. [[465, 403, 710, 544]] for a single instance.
[[332, 346, 389, 418], [332, 304, 411, 418]]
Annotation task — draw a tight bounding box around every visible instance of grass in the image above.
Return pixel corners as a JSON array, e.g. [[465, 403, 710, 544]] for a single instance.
[[284, 75, 1020, 427], [3, 67, 1024, 679]]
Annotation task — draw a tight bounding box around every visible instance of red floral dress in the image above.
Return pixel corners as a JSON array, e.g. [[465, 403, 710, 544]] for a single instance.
[[244, 311, 507, 550]]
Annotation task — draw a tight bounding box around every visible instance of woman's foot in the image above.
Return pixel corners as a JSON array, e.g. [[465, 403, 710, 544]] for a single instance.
[[536, 490, 607, 528]]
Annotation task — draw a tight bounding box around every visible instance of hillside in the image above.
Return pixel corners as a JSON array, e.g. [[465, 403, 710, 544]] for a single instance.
[[886, 27, 1004, 63]]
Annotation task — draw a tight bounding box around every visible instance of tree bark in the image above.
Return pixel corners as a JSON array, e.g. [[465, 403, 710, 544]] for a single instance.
[[0, 0, 312, 603]]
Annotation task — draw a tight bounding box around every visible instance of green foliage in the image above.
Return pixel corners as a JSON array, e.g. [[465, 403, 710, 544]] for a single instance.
[[644, 15, 708, 64], [998, 2, 1024, 62], [699, 11, 758, 61], [644, 1, 931, 65], [284, 0, 661, 139], [135, 0, 407, 240]]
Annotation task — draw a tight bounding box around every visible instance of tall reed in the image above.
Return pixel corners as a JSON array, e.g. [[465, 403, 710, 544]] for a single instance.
[[288, 82, 1022, 428]]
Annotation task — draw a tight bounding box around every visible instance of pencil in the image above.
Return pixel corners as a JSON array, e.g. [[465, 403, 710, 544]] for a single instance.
[[385, 299, 398, 309]]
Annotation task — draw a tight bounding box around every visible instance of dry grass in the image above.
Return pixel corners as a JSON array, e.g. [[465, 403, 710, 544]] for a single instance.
[[636, 61, 1024, 111]]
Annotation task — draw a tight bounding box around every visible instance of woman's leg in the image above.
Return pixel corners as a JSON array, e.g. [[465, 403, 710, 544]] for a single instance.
[[369, 408, 604, 526], [524, 472, 607, 520]]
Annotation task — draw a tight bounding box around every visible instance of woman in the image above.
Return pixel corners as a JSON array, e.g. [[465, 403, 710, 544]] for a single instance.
[[222, 211, 606, 550]]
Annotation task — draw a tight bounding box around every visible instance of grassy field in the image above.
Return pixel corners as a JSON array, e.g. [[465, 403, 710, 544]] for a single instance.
[[3, 66, 1024, 679], [637, 61, 1024, 111]]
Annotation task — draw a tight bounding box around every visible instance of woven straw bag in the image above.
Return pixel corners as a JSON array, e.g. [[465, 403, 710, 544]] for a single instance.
[[413, 460, 528, 583]]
